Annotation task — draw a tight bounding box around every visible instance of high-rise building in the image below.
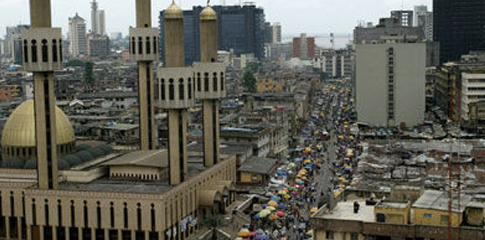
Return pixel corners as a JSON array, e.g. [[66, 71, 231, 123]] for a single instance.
[[391, 10, 413, 27], [356, 36, 426, 127], [313, 47, 354, 78], [91, 0, 98, 34], [264, 22, 281, 44], [5, 25, 30, 63], [87, 35, 109, 58], [292, 33, 315, 60], [91, 0, 106, 36], [354, 17, 424, 44], [433, 0, 485, 63], [68, 13, 87, 56], [159, 4, 265, 65], [414, 5, 433, 41]]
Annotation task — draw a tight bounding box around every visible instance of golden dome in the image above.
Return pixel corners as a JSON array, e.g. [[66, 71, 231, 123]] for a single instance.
[[165, 1, 183, 19], [1, 100, 75, 148], [200, 6, 217, 21]]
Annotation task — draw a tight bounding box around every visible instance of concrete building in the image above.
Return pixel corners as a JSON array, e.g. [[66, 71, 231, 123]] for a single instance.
[[356, 37, 426, 127], [68, 14, 87, 56], [264, 22, 281, 44], [391, 10, 413, 27], [414, 5, 433, 41], [354, 17, 424, 45], [293, 33, 315, 60], [265, 42, 293, 62], [90, 0, 106, 36], [220, 127, 271, 158], [5, 25, 30, 63], [311, 189, 485, 240], [313, 47, 354, 78], [87, 35, 109, 58]]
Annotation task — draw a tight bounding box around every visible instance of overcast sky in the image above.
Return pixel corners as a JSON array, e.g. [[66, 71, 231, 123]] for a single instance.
[[0, 0, 432, 38]]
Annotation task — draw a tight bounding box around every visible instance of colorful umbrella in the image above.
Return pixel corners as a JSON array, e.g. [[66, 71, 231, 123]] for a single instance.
[[248, 232, 257, 237], [283, 194, 291, 199], [269, 214, 279, 220], [257, 211, 268, 218], [268, 200, 278, 207], [278, 203, 286, 209], [310, 207, 318, 213], [266, 206, 276, 211], [237, 229, 250, 237], [276, 211, 285, 217]]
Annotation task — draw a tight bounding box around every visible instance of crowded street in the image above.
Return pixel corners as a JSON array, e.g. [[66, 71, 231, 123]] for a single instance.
[[236, 79, 361, 240]]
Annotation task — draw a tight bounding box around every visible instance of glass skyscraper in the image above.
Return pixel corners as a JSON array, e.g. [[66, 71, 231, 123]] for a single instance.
[[159, 4, 265, 65], [433, 0, 485, 63]]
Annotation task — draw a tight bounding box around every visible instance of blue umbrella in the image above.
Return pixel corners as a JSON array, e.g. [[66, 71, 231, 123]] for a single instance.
[[252, 214, 260, 220], [304, 165, 313, 169], [255, 235, 268, 240], [276, 170, 287, 176], [295, 158, 303, 162], [278, 203, 286, 209]]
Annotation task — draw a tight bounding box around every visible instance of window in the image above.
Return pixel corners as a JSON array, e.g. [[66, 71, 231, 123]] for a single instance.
[[31, 40, 37, 63], [188, 78, 192, 99], [41, 39, 48, 62], [197, 73, 201, 92], [376, 213, 385, 222], [169, 79, 175, 100], [424, 213, 432, 218], [441, 215, 449, 224], [138, 37, 143, 54], [204, 73, 209, 92], [213, 72, 218, 91], [146, 37, 151, 54], [153, 37, 157, 54], [351, 233, 359, 240], [326, 231, 334, 239], [23, 40, 28, 63], [59, 39, 63, 61], [220, 72, 224, 91], [179, 78, 185, 99], [161, 79, 166, 100], [131, 37, 136, 54]]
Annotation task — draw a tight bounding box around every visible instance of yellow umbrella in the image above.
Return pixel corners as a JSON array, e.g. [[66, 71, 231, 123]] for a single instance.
[[237, 229, 250, 237], [310, 207, 318, 213], [307, 230, 313, 236], [269, 214, 279, 220], [338, 135, 344, 140], [284, 194, 291, 199], [301, 176, 308, 180], [268, 200, 278, 207], [304, 159, 312, 164], [338, 184, 346, 189], [349, 136, 355, 140], [278, 190, 287, 195], [338, 177, 345, 182]]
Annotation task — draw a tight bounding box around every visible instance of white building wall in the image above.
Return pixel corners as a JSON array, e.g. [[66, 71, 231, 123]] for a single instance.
[[461, 73, 485, 122], [356, 43, 425, 127]]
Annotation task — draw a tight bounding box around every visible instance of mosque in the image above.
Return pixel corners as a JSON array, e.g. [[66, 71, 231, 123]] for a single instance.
[[0, 1, 235, 240]]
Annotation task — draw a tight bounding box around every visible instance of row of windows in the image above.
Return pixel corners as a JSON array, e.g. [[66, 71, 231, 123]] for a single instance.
[[159, 72, 225, 101], [23, 39, 62, 64], [3, 143, 75, 159], [130, 37, 158, 55], [468, 95, 485, 99], [468, 87, 485, 91], [387, 48, 395, 120]]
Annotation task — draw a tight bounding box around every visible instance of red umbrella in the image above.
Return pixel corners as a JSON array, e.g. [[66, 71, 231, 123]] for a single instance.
[[276, 211, 285, 217], [249, 232, 257, 237]]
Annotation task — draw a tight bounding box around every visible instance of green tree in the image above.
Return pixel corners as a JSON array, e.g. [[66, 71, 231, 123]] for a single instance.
[[202, 214, 221, 240], [242, 70, 257, 93], [83, 61, 94, 85], [246, 62, 260, 74]]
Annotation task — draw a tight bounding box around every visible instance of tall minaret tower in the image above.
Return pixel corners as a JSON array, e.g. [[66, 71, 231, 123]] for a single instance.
[[130, 0, 159, 150], [158, 1, 195, 185], [23, 0, 63, 189], [195, 2, 226, 167]]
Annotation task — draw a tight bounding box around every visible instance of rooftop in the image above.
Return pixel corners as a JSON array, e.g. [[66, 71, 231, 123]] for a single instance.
[[314, 199, 375, 222], [412, 190, 473, 213], [238, 157, 277, 174], [102, 150, 168, 168]]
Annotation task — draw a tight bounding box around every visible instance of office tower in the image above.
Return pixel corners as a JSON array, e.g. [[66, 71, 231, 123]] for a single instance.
[[68, 13, 87, 56], [87, 35, 109, 58], [91, 0, 106, 36], [414, 5, 433, 41], [91, 0, 98, 35], [159, 4, 265, 65], [293, 33, 315, 60], [194, 4, 226, 167], [5, 25, 30, 63], [97, 10, 106, 36], [434, 0, 485, 63], [22, 0, 63, 189], [264, 22, 281, 44], [391, 10, 413, 27], [130, 0, 159, 151], [157, 1, 195, 185], [313, 47, 354, 78], [356, 37, 426, 127]]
